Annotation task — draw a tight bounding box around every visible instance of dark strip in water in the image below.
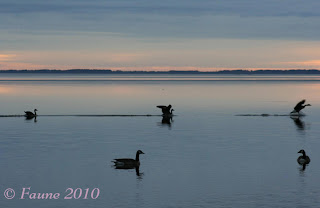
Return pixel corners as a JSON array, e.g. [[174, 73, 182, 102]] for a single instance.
[[2, 79, 320, 82], [0, 114, 171, 117], [235, 114, 304, 117]]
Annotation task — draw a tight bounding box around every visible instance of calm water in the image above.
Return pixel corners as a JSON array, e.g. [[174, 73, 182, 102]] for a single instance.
[[0, 74, 320, 208]]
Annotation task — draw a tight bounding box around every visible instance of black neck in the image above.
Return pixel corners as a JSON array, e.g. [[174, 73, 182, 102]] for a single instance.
[[135, 152, 140, 161]]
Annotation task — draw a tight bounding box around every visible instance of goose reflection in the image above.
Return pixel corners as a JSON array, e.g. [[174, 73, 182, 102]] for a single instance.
[[161, 115, 174, 127], [299, 164, 307, 172], [113, 165, 143, 177], [25, 116, 37, 123], [290, 116, 305, 131]]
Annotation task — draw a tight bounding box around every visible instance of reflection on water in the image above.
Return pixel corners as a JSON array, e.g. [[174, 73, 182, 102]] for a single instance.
[[291, 116, 305, 131], [158, 115, 174, 128], [25, 116, 37, 123], [0, 75, 320, 207], [299, 164, 308, 172], [113, 166, 143, 177]]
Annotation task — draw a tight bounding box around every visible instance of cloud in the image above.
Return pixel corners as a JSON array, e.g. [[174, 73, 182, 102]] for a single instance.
[[0, 54, 15, 61], [279, 60, 320, 67], [0, 61, 57, 70], [2, 1, 320, 17], [1, 0, 320, 70], [1, 38, 319, 70], [1, 0, 320, 41]]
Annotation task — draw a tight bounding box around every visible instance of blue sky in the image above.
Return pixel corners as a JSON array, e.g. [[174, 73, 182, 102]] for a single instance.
[[1, 0, 320, 70]]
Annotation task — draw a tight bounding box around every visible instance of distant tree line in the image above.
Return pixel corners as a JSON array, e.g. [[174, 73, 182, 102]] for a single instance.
[[0, 69, 320, 74]]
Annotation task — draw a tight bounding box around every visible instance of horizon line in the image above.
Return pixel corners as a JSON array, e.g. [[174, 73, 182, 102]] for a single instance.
[[1, 69, 320, 74]]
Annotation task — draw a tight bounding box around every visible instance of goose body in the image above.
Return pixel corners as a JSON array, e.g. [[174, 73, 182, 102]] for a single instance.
[[297, 149, 310, 165], [112, 150, 144, 168], [291, 100, 311, 114], [24, 109, 37, 117]]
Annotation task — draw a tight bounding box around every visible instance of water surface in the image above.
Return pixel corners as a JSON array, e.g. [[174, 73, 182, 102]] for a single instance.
[[0, 74, 319, 207]]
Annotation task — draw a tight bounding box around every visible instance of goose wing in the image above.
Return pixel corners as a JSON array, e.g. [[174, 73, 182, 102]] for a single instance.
[[113, 158, 135, 163], [294, 99, 306, 111], [24, 111, 34, 116], [157, 105, 167, 109], [295, 100, 305, 107], [157, 105, 168, 114]]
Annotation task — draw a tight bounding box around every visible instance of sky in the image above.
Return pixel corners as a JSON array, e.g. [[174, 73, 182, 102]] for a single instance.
[[1, 0, 320, 71]]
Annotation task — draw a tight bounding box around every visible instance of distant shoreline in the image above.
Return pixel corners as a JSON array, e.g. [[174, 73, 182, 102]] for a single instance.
[[1, 69, 320, 75]]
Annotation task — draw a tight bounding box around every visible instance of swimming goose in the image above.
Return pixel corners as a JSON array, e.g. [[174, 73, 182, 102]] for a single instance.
[[297, 149, 310, 165], [112, 150, 145, 167], [157, 105, 174, 116], [24, 109, 37, 117], [291, 100, 311, 114]]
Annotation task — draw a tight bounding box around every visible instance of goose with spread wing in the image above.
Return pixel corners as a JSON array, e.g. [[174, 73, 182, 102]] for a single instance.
[[157, 104, 174, 116], [291, 100, 311, 114]]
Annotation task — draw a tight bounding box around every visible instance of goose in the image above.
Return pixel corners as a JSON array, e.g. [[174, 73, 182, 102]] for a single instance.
[[112, 150, 144, 167], [24, 109, 37, 117], [157, 105, 174, 116], [291, 100, 311, 114], [297, 149, 310, 165]]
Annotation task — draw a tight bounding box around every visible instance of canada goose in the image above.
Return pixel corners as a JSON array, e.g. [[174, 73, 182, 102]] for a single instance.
[[291, 100, 311, 114], [24, 109, 37, 117], [297, 149, 310, 165], [157, 105, 174, 116], [112, 150, 144, 167]]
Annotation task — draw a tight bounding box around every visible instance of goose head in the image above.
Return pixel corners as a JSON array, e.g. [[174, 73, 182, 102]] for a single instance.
[[137, 150, 145, 155]]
